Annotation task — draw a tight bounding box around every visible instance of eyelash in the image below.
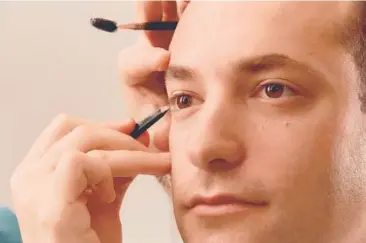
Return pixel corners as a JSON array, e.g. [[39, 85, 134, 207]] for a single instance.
[[253, 82, 297, 99], [168, 91, 200, 111], [168, 81, 298, 111]]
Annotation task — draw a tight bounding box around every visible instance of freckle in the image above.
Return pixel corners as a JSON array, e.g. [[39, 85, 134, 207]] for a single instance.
[[284, 121, 290, 127]]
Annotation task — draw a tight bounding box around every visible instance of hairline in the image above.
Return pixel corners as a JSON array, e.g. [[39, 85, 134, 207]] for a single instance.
[[338, 2, 366, 112]]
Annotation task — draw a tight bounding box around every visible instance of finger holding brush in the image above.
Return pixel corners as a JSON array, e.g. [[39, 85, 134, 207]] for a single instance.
[[91, 0, 190, 149], [10, 3, 189, 243], [90, 1, 183, 48], [117, 0, 189, 153], [117, 1, 190, 201], [136, 0, 179, 47]]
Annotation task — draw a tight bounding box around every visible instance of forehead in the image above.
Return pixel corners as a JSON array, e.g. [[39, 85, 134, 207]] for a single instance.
[[170, 2, 352, 70]]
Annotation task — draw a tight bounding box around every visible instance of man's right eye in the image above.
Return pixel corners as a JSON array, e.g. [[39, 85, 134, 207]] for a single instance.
[[168, 92, 201, 110]]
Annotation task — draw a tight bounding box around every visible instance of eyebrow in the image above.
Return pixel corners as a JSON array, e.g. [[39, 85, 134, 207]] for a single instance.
[[235, 53, 301, 73], [165, 53, 321, 81], [165, 64, 197, 81]]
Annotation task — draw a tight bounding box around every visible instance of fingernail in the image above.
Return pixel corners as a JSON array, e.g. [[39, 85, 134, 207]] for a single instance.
[[106, 190, 116, 203]]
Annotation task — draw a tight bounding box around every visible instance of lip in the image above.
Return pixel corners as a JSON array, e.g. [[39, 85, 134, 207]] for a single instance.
[[187, 194, 267, 217]]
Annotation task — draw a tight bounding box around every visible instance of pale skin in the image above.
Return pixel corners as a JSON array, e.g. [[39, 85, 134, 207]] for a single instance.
[[168, 2, 366, 243], [10, 1, 366, 243], [11, 2, 183, 243]]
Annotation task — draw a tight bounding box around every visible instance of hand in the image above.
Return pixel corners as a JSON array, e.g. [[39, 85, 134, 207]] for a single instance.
[[10, 115, 170, 243], [119, 0, 189, 151]]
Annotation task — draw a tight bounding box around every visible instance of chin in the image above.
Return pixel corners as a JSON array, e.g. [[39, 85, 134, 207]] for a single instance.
[[179, 226, 253, 243], [175, 207, 278, 243]]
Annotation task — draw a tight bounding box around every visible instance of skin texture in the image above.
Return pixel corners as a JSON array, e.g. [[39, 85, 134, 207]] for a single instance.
[[165, 2, 366, 243], [10, 2, 366, 243]]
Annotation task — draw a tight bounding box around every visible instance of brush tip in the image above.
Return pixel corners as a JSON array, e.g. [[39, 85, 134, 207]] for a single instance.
[[90, 18, 117, 33], [160, 106, 170, 113]]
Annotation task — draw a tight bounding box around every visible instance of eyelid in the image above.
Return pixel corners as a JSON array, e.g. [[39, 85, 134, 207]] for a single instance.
[[168, 90, 203, 111], [168, 90, 200, 99], [250, 79, 300, 97]]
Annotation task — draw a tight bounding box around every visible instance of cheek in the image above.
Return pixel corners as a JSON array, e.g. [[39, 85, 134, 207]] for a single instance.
[[246, 105, 340, 204], [168, 116, 197, 155], [169, 121, 193, 177], [241, 107, 341, 237], [168, 120, 202, 205]]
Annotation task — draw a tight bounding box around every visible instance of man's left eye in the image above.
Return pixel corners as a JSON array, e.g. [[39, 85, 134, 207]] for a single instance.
[[257, 83, 295, 99]]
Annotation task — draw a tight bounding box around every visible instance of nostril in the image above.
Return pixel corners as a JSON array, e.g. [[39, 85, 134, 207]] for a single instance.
[[208, 158, 240, 171], [188, 137, 245, 171]]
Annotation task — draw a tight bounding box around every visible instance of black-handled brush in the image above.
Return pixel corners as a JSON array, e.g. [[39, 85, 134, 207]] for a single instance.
[[90, 18, 178, 33], [130, 106, 170, 139]]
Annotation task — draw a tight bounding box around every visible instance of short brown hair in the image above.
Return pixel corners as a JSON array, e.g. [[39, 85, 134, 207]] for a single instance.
[[342, 2, 366, 112]]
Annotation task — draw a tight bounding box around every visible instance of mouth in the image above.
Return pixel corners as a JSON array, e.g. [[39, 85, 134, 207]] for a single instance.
[[187, 194, 268, 217]]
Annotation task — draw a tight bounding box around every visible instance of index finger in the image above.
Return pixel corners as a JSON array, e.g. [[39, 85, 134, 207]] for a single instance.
[[136, 1, 178, 48], [136, 1, 163, 22], [89, 150, 171, 177], [136, 1, 180, 21]]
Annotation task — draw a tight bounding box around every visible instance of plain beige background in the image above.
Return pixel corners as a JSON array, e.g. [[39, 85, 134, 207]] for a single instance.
[[0, 1, 182, 242]]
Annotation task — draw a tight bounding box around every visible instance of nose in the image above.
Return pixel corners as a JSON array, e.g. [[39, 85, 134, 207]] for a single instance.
[[187, 102, 245, 172]]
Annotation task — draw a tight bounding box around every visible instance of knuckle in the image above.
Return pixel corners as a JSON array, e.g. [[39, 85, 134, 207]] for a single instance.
[[51, 113, 71, 128], [72, 124, 93, 137], [88, 150, 109, 161], [49, 113, 76, 134], [61, 150, 84, 167]]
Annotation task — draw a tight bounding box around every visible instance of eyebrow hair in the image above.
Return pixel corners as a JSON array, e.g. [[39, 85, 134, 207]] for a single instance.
[[235, 53, 299, 73], [165, 53, 322, 81], [235, 53, 326, 82], [165, 64, 197, 81]]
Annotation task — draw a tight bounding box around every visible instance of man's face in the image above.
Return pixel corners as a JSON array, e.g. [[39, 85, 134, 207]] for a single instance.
[[165, 2, 366, 243]]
